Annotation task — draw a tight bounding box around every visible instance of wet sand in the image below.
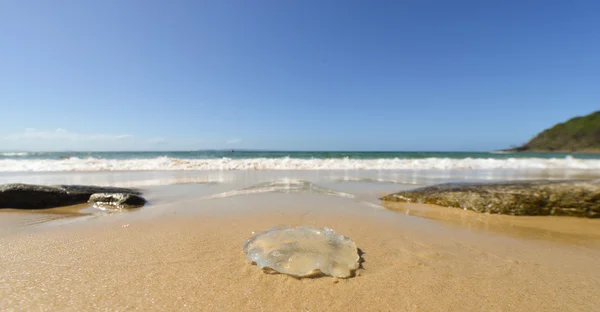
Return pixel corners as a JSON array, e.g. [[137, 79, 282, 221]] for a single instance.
[[384, 202, 600, 247], [1, 171, 600, 311]]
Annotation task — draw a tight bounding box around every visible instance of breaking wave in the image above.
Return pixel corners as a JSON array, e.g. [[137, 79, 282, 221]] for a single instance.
[[0, 152, 29, 157], [1, 156, 600, 172]]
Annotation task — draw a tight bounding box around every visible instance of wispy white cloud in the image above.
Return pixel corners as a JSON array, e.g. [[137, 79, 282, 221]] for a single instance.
[[115, 134, 134, 140], [148, 137, 167, 144], [0, 128, 137, 151], [0, 128, 207, 151], [225, 138, 242, 145], [2, 128, 133, 142]]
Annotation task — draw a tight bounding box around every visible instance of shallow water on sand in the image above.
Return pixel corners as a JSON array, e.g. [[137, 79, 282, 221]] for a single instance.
[[1, 170, 600, 311]]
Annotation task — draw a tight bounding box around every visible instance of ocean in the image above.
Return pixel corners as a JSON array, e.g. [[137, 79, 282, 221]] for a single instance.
[[1, 151, 600, 171]]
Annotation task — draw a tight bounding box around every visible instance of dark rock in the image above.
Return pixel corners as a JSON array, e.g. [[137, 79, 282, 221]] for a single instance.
[[381, 180, 600, 218], [0, 183, 142, 209], [88, 193, 146, 208], [56, 185, 141, 195]]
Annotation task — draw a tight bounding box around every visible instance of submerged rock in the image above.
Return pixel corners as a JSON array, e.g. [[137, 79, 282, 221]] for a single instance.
[[243, 226, 360, 278], [0, 183, 142, 209], [88, 193, 146, 209], [381, 180, 600, 218]]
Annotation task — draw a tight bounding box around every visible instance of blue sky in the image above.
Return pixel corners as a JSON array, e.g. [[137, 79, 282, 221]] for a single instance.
[[1, 0, 598, 151]]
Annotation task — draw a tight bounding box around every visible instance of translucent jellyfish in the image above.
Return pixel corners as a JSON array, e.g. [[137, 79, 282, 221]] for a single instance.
[[243, 226, 360, 278]]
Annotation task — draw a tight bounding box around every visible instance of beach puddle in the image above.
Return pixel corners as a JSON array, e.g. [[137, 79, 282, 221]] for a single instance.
[[332, 176, 410, 184], [204, 179, 354, 199], [243, 226, 360, 278]]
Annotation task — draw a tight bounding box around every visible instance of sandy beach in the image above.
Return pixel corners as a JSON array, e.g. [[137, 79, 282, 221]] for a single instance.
[[3, 0, 600, 309], [1, 170, 599, 311]]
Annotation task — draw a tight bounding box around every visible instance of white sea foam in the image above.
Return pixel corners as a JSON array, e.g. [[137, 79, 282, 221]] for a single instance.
[[1, 156, 600, 172], [0, 152, 28, 157]]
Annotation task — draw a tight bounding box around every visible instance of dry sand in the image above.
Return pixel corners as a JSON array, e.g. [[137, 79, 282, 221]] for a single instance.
[[2, 187, 600, 311]]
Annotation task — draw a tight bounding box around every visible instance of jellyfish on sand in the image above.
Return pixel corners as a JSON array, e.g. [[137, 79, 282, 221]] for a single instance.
[[243, 227, 360, 278]]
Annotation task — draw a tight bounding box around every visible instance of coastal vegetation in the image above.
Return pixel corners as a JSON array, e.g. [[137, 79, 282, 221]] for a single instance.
[[508, 111, 600, 153]]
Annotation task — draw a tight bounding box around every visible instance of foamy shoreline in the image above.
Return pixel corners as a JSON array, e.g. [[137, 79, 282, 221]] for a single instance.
[[1, 156, 600, 172]]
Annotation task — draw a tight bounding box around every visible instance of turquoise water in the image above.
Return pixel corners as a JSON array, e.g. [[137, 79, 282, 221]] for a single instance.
[[2, 151, 600, 160]]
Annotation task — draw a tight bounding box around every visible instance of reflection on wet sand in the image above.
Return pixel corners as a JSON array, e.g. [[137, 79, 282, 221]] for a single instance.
[[0, 203, 142, 232], [384, 202, 600, 246], [203, 179, 355, 199]]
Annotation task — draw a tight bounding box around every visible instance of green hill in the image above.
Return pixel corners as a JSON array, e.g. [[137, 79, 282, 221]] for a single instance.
[[509, 111, 600, 153]]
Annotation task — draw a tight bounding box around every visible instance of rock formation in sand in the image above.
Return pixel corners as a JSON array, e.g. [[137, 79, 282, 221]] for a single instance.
[[88, 193, 146, 209], [381, 180, 600, 218], [0, 183, 144, 209]]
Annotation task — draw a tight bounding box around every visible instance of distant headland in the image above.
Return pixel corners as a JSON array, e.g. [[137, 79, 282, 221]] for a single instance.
[[504, 111, 600, 153]]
